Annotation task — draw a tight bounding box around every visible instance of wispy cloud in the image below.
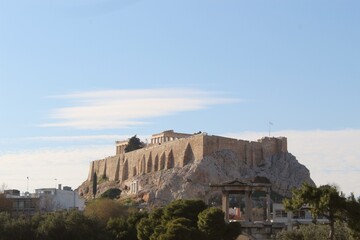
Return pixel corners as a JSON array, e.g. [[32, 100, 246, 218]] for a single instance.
[[42, 88, 239, 130], [0, 146, 114, 192], [225, 129, 360, 196]]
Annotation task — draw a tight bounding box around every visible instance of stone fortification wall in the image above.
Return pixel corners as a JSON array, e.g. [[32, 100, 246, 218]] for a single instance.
[[203, 135, 287, 167], [88, 134, 288, 185], [88, 134, 204, 182]]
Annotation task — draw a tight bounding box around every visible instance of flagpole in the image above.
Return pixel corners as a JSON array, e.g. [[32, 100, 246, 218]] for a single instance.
[[269, 122, 273, 137], [269, 123, 270, 137]]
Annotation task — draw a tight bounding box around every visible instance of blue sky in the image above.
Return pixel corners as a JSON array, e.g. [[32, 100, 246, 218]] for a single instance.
[[1, 0, 359, 195]]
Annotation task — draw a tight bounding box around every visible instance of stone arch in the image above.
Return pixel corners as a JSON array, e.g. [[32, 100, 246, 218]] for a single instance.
[[141, 155, 146, 174], [103, 158, 107, 178], [166, 150, 174, 169], [132, 166, 137, 177], [137, 159, 141, 174], [154, 154, 159, 171], [160, 152, 166, 170], [147, 153, 153, 173], [183, 143, 195, 166], [114, 157, 120, 181], [122, 159, 129, 181]]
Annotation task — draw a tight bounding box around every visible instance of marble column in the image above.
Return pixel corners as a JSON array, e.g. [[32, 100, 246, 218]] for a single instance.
[[266, 190, 271, 221], [245, 191, 253, 222], [222, 191, 230, 222]]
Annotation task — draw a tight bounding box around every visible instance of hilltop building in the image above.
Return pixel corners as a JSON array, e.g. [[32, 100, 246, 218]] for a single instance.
[[88, 130, 288, 190]]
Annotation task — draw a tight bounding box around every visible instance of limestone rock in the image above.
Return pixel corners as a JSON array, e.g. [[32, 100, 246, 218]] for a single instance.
[[78, 149, 314, 206]]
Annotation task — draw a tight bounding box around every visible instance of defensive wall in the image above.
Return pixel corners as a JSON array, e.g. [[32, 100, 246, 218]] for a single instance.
[[88, 132, 287, 185]]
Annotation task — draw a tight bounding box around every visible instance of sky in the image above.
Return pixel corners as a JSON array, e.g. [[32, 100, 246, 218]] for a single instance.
[[1, 0, 359, 196]]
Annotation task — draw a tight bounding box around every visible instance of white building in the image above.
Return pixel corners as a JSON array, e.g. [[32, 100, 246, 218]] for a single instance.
[[35, 185, 85, 212], [272, 203, 328, 230]]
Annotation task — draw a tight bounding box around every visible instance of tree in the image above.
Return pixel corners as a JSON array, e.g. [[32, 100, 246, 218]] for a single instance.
[[223, 222, 242, 240], [345, 194, 360, 238], [125, 135, 144, 153], [0, 194, 12, 212], [283, 183, 346, 240], [137, 208, 164, 240], [107, 211, 148, 240], [162, 199, 207, 226], [275, 222, 355, 240], [157, 218, 202, 240], [37, 211, 105, 240], [92, 172, 97, 199], [197, 207, 226, 240], [84, 198, 127, 226]]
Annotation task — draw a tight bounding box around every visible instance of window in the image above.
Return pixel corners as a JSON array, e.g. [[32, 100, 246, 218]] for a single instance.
[[275, 210, 287, 218]]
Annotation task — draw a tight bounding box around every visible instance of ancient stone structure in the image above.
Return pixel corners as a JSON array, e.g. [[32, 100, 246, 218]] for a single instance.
[[210, 179, 272, 223], [150, 130, 192, 145], [115, 140, 128, 155], [88, 130, 288, 184], [79, 130, 313, 206]]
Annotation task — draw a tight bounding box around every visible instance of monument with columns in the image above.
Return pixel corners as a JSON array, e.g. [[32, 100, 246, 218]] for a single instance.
[[150, 130, 192, 144], [210, 177, 272, 223]]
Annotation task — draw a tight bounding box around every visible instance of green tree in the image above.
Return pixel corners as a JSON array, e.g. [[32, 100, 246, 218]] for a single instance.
[[197, 207, 226, 240], [157, 218, 202, 240], [345, 194, 360, 238], [107, 211, 148, 240], [283, 183, 346, 240], [223, 222, 242, 240], [137, 208, 164, 240], [0, 215, 36, 240], [92, 172, 97, 199], [275, 222, 355, 240], [107, 217, 130, 240], [162, 199, 207, 226], [125, 135, 144, 153]]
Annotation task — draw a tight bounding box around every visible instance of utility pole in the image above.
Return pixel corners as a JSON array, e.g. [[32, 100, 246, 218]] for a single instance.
[[269, 122, 273, 137]]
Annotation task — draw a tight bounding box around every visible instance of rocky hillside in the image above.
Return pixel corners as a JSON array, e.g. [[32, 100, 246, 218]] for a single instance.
[[78, 149, 314, 206]]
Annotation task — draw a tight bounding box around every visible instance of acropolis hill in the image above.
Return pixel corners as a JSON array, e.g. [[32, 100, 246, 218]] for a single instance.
[[78, 130, 314, 204]]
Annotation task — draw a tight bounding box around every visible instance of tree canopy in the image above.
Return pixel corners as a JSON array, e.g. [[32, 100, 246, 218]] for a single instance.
[[283, 183, 352, 240], [125, 135, 144, 153]]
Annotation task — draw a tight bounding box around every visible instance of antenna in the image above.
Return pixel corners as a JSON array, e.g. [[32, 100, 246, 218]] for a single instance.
[[269, 122, 274, 137], [26, 177, 29, 192]]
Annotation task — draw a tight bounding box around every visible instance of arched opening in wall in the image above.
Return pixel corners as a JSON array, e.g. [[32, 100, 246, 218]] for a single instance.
[[166, 150, 174, 169], [154, 154, 159, 171], [147, 153, 153, 173], [183, 143, 195, 166], [137, 159, 140, 173], [160, 152, 166, 170], [141, 155, 146, 174], [122, 160, 129, 181], [103, 159, 107, 179], [114, 157, 120, 181], [132, 166, 137, 177]]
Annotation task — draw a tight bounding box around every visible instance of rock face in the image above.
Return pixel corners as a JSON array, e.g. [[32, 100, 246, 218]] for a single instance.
[[78, 149, 314, 205]]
